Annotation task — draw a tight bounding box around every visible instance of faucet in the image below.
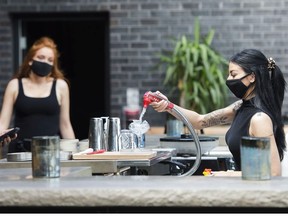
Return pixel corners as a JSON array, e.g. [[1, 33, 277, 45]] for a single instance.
[[143, 91, 202, 176]]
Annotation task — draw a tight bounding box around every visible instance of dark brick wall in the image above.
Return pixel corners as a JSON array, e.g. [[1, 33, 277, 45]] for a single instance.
[[0, 0, 288, 129]]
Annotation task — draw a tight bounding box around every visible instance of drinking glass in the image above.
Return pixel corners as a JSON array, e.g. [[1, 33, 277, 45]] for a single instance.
[[118, 129, 138, 150], [128, 119, 150, 148]]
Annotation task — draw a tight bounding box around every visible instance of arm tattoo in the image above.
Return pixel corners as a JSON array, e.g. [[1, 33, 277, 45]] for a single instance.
[[201, 109, 229, 127], [201, 100, 243, 128]]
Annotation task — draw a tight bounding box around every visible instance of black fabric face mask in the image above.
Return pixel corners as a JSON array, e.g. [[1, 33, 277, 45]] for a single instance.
[[226, 74, 251, 99], [30, 60, 53, 77]]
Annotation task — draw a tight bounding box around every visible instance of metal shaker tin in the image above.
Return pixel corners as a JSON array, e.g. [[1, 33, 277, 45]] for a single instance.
[[241, 136, 271, 180], [31, 136, 60, 178], [107, 117, 121, 151], [101, 116, 109, 151], [88, 117, 106, 151]]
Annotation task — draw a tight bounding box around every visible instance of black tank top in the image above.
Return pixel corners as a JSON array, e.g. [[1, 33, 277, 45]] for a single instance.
[[225, 99, 262, 171], [10, 79, 60, 152]]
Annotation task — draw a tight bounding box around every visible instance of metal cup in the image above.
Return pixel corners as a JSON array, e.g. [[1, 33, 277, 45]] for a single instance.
[[31, 136, 60, 178], [101, 116, 110, 150], [107, 117, 121, 151], [166, 119, 184, 137], [88, 117, 106, 151], [241, 136, 271, 180]]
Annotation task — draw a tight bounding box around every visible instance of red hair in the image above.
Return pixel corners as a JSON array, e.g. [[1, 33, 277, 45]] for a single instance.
[[14, 36, 69, 84]]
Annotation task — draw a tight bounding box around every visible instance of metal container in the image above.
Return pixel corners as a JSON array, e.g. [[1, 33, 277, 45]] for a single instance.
[[241, 136, 271, 180], [88, 117, 105, 151], [107, 117, 121, 151], [7, 152, 32, 162], [7, 151, 71, 161], [166, 119, 184, 137], [101, 116, 110, 150], [31, 136, 60, 178]]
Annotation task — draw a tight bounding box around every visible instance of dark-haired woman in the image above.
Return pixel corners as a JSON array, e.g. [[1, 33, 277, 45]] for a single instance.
[[150, 49, 287, 176]]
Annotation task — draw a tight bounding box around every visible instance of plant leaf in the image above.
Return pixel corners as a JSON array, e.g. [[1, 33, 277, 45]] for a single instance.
[[155, 16, 228, 112]]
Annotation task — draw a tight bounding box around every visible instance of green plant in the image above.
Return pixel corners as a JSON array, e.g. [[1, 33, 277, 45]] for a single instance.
[[156, 17, 228, 114]]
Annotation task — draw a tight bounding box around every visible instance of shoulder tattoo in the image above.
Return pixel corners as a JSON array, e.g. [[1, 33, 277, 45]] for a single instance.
[[232, 100, 242, 113]]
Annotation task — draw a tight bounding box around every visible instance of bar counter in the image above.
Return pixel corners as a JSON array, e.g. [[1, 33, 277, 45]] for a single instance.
[[0, 171, 288, 213], [1, 134, 287, 213]]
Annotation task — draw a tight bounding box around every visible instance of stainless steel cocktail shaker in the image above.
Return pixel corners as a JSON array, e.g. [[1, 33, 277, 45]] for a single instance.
[[88, 117, 106, 151], [107, 117, 121, 151]]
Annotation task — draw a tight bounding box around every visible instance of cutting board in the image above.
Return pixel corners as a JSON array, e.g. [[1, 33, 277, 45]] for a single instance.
[[72, 151, 157, 160]]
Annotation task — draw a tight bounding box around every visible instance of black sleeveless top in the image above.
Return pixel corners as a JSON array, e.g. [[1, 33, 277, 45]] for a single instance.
[[225, 99, 262, 171], [9, 79, 60, 152]]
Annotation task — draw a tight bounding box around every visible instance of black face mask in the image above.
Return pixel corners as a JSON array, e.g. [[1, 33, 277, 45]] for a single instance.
[[30, 60, 53, 77], [226, 74, 251, 99]]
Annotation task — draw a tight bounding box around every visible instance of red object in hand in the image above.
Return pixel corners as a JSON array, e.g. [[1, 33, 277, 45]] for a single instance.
[[87, 149, 105, 155], [143, 91, 174, 109]]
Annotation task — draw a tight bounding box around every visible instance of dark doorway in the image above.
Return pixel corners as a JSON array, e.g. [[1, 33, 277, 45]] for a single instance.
[[10, 12, 110, 140]]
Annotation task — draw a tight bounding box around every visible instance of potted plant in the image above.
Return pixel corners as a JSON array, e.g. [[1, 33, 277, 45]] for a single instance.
[[156, 17, 228, 114]]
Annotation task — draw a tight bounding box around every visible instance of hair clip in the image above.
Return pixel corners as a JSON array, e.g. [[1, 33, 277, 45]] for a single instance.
[[267, 57, 276, 70]]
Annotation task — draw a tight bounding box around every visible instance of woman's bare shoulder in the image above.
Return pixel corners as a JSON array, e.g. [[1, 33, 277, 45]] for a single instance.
[[250, 112, 273, 136], [55, 79, 70, 98], [55, 79, 69, 88], [251, 112, 271, 123], [6, 78, 19, 89]]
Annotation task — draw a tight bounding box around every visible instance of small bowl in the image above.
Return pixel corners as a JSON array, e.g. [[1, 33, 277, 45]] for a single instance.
[[60, 139, 79, 153], [78, 139, 89, 151], [7, 152, 32, 162], [60, 151, 72, 160]]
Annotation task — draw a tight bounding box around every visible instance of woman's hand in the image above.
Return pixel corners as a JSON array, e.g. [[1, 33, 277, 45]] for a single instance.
[[150, 91, 170, 112], [0, 128, 17, 147]]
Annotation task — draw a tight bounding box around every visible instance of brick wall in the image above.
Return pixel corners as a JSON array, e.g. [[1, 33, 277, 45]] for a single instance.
[[0, 0, 288, 128]]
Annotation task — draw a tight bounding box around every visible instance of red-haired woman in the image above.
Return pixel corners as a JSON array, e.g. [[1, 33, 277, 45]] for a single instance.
[[0, 36, 75, 152]]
